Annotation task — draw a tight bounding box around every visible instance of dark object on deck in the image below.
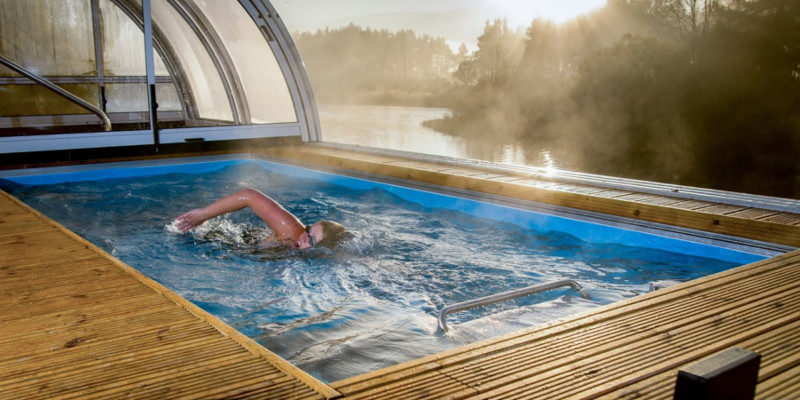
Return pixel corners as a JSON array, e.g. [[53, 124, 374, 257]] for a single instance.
[[673, 347, 761, 400]]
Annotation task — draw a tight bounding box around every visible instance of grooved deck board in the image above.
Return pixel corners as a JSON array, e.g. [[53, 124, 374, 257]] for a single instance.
[[762, 212, 800, 225], [667, 199, 718, 210], [727, 208, 781, 220], [0, 190, 339, 400]]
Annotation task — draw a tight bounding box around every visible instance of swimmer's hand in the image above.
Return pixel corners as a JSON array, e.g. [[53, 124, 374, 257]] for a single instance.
[[175, 209, 208, 233]]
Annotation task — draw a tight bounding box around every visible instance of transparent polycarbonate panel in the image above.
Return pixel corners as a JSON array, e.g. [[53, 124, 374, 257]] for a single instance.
[[100, 0, 168, 76], [192, 0, 297, 123], [155, 83, 182, 111], [105, 84, 147, 113], [151, 0, 232, 121], [0, 84, 99, 116], [105, 83, 179, 113], [0, 0, 95, 77]]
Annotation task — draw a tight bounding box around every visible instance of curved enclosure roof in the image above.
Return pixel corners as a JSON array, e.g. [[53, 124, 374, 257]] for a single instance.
[[0, 0, 320, 153]]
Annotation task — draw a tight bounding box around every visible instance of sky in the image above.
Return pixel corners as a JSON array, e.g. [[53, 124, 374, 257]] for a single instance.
[[273, 0, 609, 50]]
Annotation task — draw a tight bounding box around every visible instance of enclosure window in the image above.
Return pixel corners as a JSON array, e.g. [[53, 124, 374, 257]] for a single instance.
[[100, 0, 169, 77], [1, 0, 314, 145], [0, 84, 99, 116], [0, 0, 95, 77], [192, 0, 297, 123], [151, 0, 232, 122]]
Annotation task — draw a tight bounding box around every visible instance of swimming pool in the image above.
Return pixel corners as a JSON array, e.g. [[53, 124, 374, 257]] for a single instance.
[[0, 155, 768, 382]]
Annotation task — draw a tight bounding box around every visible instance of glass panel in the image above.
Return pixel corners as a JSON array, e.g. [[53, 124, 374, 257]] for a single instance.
[[100, 0, 169, 76], [105, 83, 147, 112], [0, 0, 154, 136], [0, 0, 95, 77], [156, 83, 182, 112], [151, 0, 232, 122], [192, 0, 297, 123], [0, 84, 99, 116], [95, 0, 150, 132], [106, 83, 181, 112]]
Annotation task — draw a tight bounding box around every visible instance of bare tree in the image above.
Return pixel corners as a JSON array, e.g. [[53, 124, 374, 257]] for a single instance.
[[654, 0, 721, 51]]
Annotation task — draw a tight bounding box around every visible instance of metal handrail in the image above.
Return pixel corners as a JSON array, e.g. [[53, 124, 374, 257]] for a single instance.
[[0, 55, 112, 131], [437, 279, 591, 332]]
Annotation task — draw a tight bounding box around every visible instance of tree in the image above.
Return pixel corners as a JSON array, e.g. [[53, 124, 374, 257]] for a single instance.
[[459, 19, 524, 85], [293, 25, 458, 105]]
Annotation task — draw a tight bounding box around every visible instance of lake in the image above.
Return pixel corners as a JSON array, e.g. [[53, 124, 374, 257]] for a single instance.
[[317, 104, 555, 168]]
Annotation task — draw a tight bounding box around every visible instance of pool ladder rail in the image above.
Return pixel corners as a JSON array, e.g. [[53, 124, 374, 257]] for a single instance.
[[0, 54, 112, 131], [437, 279, 591, 332]]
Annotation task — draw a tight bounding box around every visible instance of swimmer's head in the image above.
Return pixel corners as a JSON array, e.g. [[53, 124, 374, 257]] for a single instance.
[[297, 220, 347, 249]]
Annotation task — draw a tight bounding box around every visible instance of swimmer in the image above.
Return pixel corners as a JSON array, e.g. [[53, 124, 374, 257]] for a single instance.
[[175, 188, 345, 249]]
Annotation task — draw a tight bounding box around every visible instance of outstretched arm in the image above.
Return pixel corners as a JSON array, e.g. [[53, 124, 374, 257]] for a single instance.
[[175, 188, 305, 238]]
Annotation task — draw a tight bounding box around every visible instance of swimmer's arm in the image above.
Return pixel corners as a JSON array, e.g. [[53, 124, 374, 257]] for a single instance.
[[175, 188, 304, 235]]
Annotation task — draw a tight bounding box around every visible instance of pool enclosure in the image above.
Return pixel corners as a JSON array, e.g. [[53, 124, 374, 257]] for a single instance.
[[0, 0, 320, 154]]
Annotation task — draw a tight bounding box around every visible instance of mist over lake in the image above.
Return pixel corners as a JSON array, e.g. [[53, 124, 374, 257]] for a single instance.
[[319, 104, 553, 167]]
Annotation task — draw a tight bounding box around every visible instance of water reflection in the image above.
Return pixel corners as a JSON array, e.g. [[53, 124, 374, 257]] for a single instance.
[[319, 104, 558, 169]]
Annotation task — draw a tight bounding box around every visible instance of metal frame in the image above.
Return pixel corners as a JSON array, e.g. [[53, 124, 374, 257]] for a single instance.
[[0, 0, 320, 154], [90, 0, 106, 112], [0, 111, 182, 131], [437, 280, 591, 332], [164, 0, 243, 124], [143, 0, 158, 151], [0, 76, 173, 85], [107, 0, 203, 122], [239, 0, 322, 141]]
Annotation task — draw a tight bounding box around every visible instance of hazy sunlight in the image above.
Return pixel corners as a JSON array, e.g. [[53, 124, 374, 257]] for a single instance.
[[489, 0, 608, 26]]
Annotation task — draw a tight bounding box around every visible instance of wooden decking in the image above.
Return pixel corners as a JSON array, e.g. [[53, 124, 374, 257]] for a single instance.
[[259, 144, 800, 248], [3, 145, 800, 399], [0, 189, 339, 399]]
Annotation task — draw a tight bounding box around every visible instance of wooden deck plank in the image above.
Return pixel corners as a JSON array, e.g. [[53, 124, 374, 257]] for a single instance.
[[452, 288, 800, 399], [613, 192, 664, 203], [665, 199, 718, 210], [337, 371, 476, 400], [0, 306, 198, 359], [626, 193, 686, 207], [726, 208, 781, 220], [693, 203, 748, 215], [762, 212, 800, 225], [0, 257, 125, 288], [0, 189, 339, 400], [596, 188, 640, 198], [600, 319, 800, 400], [757, 364, 800, 399]]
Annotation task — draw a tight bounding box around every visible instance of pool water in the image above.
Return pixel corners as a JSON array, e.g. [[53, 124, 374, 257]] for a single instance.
[[3, 160, 755, 382]]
